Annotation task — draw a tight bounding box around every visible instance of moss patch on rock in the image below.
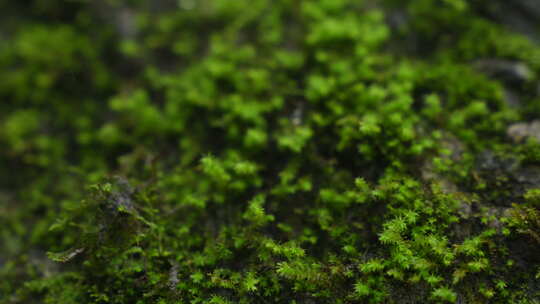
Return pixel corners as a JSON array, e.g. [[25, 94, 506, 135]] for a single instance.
[[1, 0, 540, 303]]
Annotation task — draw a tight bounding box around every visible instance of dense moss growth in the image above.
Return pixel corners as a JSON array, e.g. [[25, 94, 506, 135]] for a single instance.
[[2, 0, 540, 303]]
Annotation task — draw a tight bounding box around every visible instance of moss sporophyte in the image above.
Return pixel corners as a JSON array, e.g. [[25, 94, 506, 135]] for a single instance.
[[2, 0, 540, 303]]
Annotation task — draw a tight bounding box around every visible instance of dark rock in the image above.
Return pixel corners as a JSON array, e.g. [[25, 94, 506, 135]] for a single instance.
[[476, 150, 518, 172], [503, 89, 522, 108], [168, 261, 180, 290], [485, 206, 510, 230], [473, 59, 533, 109], [475, 151, 540, 205], [117, 8, 137, 40], [107, 176, 136, 215], [515, 166, 540, 189], [474, 59, 532, 86], [442, 133, 466, 162]]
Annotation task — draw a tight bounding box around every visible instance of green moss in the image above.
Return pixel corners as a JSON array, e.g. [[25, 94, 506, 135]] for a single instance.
[[2, 0, 540, 303]]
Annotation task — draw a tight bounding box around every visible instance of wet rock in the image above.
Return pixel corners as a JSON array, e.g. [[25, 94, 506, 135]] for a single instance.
[[105, 176, 136, 215], [507, 120, 540, 143], [485, 206, 510, 231], [421, 163, 460, 194], [474, 59, 532, 86], [458, 201, 473, 219], [476, 150, 519, 172], [515, 166, 540, 189], [168, 261, 180, 290], [443, 134, 465, 162], [503, 89, 522, 108], [473, 59, 533, 109], [475, 150, 540, 205]]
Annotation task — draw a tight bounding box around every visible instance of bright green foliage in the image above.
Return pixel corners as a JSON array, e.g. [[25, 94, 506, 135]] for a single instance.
[[1, 0, 540, 303], [525, 189, 540, 206], [431, 287, 457, 303]]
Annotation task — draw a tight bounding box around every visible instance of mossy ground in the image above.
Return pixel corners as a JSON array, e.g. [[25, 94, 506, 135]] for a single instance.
[[1, 0, 540, 303]]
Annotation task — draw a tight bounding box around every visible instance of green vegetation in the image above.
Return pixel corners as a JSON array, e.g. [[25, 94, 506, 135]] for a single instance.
[[1, 0, 540, 303]]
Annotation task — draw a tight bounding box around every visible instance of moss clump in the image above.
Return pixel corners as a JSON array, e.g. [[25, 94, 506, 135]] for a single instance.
[[1, 0, 540, 303]]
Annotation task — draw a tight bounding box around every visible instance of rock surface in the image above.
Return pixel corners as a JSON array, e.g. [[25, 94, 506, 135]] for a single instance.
[[507, 120, 540, 143]]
